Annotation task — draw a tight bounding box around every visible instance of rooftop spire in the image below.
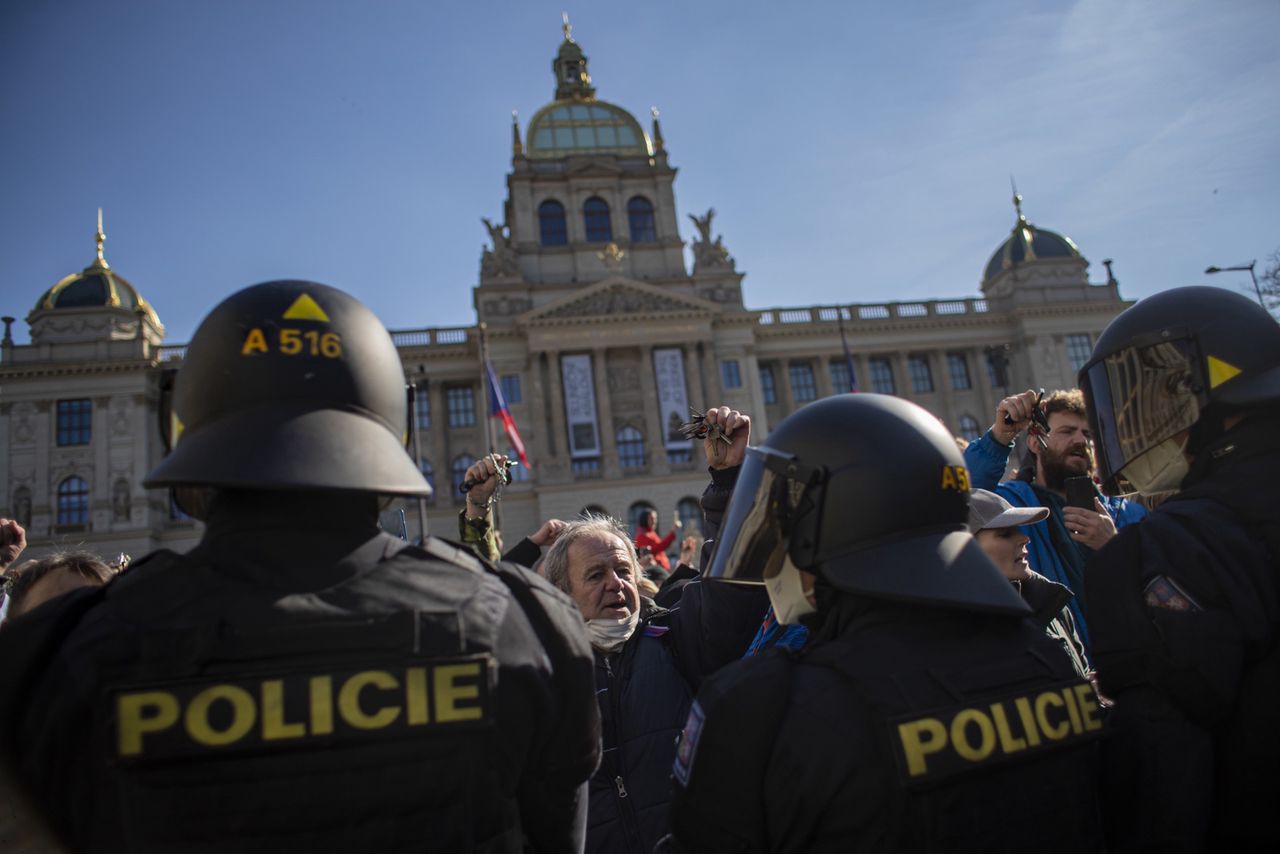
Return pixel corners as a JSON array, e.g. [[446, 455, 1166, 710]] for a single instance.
[[650, 106, 665, 153], [1010, 176, 1025, 223], [553, 15, 595, 100], [93, 207, 110, 270], [511, 110, 523, 156]]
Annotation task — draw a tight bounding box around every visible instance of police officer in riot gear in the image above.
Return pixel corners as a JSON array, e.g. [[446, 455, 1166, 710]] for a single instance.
[[661, 394, 1103, 853], [1080, 286, 1280, 852], [0, 281, 600, 853]]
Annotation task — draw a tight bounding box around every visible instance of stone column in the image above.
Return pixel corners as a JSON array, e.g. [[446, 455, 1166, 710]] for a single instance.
[[934, 351, 957, 431], [638, 345, 669, 475], [892, 353, 911, 401], [816, 354, 835, 399], [776, 359, 795, 415], [546, 350, 569, 463], [592, 348, 619, 477]]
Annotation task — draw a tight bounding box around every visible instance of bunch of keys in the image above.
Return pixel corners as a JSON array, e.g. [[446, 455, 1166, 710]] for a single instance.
[[458, 455, 519, 494], [1002, 388, 1050, 449], [678, 407, 732, 446]]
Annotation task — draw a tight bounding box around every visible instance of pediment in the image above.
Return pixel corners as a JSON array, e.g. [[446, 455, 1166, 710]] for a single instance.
[[565, 157, 624, 175], [519, 277, 719, 325]]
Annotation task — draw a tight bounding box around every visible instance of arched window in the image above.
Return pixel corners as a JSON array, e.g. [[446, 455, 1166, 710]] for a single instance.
[[451, 454, 475, 499], [627, 196, 656, 243], [57, 476, 89, 526], [616, 425, 646, 470], [420, 459, 436, 504], [628, 501, 657, 538], [538, 200, 568, 246], [505, 449, 529, 481], [583, 197, 613, 243], [580, 504, 609, 519], [958, 415, 982, 443], [676, 497, 702, 537]]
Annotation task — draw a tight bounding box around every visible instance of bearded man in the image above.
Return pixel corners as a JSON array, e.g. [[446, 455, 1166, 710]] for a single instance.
[[963, 388, 1147, 648]]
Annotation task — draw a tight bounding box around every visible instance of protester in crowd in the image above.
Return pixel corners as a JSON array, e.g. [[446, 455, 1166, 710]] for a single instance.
[[634, 507, 680, 571], [964, 387, 1147, 647], [1, 552, 116, 625], [0, 519, 26, 572], [539, 405, 766, 854], [967, 489, 1089, 678], [1081, 287, 1280, 851], [0, 518, 28, 623], [0, 281, 599, 853], [458, 452, 567, 568], [662, 394, 1103, 853]]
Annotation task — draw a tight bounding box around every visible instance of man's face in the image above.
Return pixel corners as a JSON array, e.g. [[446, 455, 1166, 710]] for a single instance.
[[1035, 411, 1093, 491], [566, 533, 641, 621]]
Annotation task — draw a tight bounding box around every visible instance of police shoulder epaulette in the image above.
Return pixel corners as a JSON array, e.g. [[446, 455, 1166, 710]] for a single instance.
[[890, 678, 1104, 786]]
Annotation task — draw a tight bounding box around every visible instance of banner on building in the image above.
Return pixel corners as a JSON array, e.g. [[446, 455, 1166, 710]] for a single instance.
[[653, 347, 693, 451], [560, 354, 600, 459]]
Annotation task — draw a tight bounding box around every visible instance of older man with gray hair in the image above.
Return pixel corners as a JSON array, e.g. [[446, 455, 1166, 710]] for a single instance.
[[541, 407, 766, 854]]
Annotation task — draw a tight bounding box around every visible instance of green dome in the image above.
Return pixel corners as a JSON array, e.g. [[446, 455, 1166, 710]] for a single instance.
[[526, 99, 652, 159]]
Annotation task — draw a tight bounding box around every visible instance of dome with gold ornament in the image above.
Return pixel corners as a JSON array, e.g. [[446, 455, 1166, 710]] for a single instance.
[[31, 211, 161, 327]]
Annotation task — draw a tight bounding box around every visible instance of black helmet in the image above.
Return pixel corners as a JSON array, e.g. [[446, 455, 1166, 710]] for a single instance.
[[708, 394, 1028, 616], [145, 281, 431, 498], [1080, 286, 1280, 495]]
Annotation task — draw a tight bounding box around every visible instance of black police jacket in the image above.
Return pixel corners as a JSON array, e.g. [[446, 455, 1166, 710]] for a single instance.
[[1085, 414, 1280, 852], [0, 492, 600, 854], [664, 596, 1105, 853]]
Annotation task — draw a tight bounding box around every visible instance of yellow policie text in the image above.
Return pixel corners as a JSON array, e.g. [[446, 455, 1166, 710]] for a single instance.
[[113, 656, 493, 761]]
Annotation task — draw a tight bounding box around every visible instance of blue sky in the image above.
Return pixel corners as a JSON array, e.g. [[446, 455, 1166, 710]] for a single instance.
[[2, 0, 1276, 344]]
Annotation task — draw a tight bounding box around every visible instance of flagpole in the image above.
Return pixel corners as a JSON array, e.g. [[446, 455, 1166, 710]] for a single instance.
[[409, 378, 429, 542], [837, 307, 858, 392], [478, 322, 503, 536]]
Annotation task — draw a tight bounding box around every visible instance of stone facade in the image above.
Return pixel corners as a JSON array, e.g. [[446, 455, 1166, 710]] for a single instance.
[[0, 30, 1132, 560]]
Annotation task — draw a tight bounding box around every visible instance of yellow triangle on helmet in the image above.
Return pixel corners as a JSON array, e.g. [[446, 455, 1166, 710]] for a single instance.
[[282, 293, 331, 323], [1207, 355, 1242, 389]]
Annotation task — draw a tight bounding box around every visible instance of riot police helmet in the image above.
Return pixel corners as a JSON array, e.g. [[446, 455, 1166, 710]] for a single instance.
[[144, 280, 431, 499], [707, 394, 1028, 616], [1080, 286, 1280, 495]]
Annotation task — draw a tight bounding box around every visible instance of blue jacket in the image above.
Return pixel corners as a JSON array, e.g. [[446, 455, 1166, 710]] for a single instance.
[[964, 429, 1147, 649]]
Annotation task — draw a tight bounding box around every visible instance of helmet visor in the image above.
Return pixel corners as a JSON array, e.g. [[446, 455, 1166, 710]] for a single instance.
[[1083, 333, 1204, 495], [707, 446, 824, 583]]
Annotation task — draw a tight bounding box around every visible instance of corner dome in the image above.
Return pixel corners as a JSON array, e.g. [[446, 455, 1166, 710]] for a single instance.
[[31, 217, 160, 327], [983, 193, 1083, 284], [526, 99, 652, 159]]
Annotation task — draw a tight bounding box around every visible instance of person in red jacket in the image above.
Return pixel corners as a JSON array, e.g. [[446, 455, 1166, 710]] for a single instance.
[[634, 509, 681, 572]]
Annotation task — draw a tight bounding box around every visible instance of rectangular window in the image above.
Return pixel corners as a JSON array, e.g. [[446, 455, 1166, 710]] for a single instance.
[[909, 355, 934, 394], [446, 386, 476, 428], [57, 399, 92, 446], [759, 365, 778, 405], [1066, 334, 1093, 373], [987, 357, 1001, 389], [789, 362, 818, 402], [414, 390, 431, 430], [829, 360, 855, 394], [500, 374, 522, 405], [869, 358, 895, 394], [947, 353, 972, 391], [721, 359, 742, 389]]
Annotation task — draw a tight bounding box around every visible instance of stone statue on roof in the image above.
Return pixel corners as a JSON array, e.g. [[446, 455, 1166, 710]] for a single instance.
[[688, 208, 734, 273], [480, 217, 520, 278]]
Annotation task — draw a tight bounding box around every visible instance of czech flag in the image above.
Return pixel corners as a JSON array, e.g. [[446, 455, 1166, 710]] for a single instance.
[[486, 361, 530, 469]]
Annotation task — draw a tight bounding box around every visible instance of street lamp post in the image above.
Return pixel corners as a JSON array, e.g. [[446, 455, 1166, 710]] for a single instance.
[[1205, 261, 1264, 308]]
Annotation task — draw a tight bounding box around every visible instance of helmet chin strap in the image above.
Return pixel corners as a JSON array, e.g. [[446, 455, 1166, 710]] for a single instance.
[[765, 556, 817, 625]]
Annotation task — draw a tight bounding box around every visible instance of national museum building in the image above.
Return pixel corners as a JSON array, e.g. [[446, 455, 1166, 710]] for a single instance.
[[0, 26, 1132, 560]]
